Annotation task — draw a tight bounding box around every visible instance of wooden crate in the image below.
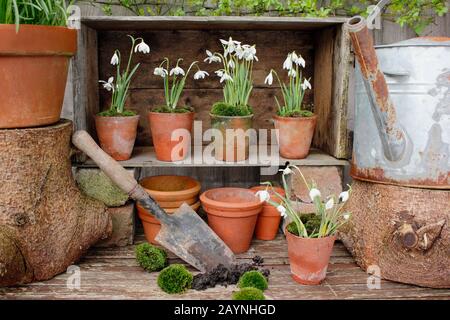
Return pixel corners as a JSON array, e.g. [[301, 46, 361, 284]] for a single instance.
[[69, 16, 353, 164]]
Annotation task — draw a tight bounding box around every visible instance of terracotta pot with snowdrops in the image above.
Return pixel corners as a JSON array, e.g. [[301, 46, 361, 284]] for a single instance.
[[265, 52, 316, 159], [96, 35, 150, 161], [260, 165, 351, 285], [204, 37, 258, 162], [149, 58, 208, 162]]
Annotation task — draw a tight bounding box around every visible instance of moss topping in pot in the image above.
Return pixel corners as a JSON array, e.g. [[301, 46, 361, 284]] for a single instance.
[[210, 102, 253, 117]]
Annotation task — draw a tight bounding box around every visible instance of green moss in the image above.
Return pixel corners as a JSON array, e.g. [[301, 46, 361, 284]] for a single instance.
[[210, 102, 253, 116], [151, 106, 193, 113], [157, 264, 193, 294], [232, 287, 266, 300], [97, 109, 137, 117], [287, 214, 322, 236], [238, 271, 268, 291], [276, 110, 314, 118], [135, 243, 168, 272]]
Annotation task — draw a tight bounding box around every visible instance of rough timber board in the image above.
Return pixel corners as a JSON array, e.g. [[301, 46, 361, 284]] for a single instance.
[[74, 146, 349, 168], [1, 233, 449, 300]]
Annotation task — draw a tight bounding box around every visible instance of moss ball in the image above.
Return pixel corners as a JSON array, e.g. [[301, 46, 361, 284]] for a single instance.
[[135, 243, 167, 272], [232, 287, 266, 300], [238, 270, 268, 291], [157, 264, 193, 294]]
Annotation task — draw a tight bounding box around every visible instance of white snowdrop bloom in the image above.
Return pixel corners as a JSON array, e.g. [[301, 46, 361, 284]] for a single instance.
[[343, 214, 350, 220], [309, 188, 321, 201], [135, 39, 150, 54], [220, 72, 233, 83], [234, 45, 245, 60], [220, 37, 240, 55], [110, 53, 119, 65], [204, 50, 221, 63], [227, 59, 235, 69], [215, 70, 224, 78], [99, 77, 114, 91], [301, 78, 312, 90], [277, 205, 287, 218], [154, 67, 168, 78], [264, 71, 273, 85], [288, 69, 297, 78], [193, 70, 209, 80], [325, 198, 334, 210], [279, 167, 292, 175], [243, 45, 258, 61], [339, 191, 349, 203], [170, 66, 185, 76], [293, 53, 306, 68], [283, 53, 293, 70], [255, 190, 271, 202]]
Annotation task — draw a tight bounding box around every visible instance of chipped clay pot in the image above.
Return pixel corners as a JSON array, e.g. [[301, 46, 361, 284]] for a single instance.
[[286, 229, 336, 285], [148, 111, 194, 162], [250, 186, 286, 241], [200, 188, 262, 254], [274, 115, 317, 159], [95, 115, 140, 161], [0, 25, 77, 128]]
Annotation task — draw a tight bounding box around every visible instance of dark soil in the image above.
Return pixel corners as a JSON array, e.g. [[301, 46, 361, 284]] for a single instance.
[[192, 257, 270, 291]]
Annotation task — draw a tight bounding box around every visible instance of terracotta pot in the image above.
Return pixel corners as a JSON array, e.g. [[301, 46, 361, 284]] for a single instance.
[[139, 175, 201, 202], [285, 229, 336, 285], [210, 113, 253, 162], [200, 188, 262, 253], [0, 25, 77, 128], [250, 186, 286, 241], [156, 197, 198, 208], [273, 115, 317, 159], [95, 115, 140, 161], [137, 201, 200, 245], [148, 111, 194, 162]]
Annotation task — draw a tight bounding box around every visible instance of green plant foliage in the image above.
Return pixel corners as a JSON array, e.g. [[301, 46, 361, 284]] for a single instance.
[[211, 101, 253, 116], [157, 264, 193, 294], [238, 270, 268, 291], [232, 287, 266, 300], [152, 106, 193, 113], [287, 214, 322, 237], [91, 0, 448, 35], [1, 0, 73, 27], [135, 243, 168, 272]]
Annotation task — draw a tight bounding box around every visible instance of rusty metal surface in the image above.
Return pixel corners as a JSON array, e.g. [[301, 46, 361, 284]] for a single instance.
[[347, 16, 450, 189]]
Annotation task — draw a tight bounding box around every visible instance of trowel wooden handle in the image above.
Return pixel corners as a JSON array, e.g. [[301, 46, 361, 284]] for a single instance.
[[71, 130, 147, 201]]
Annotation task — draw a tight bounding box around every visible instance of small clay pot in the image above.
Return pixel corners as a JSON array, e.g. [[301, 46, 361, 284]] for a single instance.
[[0, 25, 77, 128], [139, 175, 201, 202], [285, 229, 336, 285], [273, 114, 317, 159], [250, 186, 286, 241], [148, 111, 194, 162], [95, 115, 140, 161], [200, 188, 262, 253], [210, 113, 253, 162]]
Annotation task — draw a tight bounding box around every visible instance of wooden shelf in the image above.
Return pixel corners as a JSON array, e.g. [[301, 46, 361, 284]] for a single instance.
[[74, 146, 348, 168]]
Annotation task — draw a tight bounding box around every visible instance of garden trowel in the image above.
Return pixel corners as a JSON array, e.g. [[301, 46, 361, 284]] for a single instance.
[[72, 130, 236, 272]]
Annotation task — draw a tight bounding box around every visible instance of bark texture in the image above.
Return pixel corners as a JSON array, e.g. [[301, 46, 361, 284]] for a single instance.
[[340, 180, 449, 288], [0, 120, 111, 286]]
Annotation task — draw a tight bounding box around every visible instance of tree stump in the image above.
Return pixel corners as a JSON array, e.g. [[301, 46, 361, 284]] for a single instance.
[[0, 120, 111, 286], [340, 180, 449, 288]]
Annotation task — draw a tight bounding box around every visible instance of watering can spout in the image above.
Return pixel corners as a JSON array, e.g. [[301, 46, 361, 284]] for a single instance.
[[346, 16, 407, 162]]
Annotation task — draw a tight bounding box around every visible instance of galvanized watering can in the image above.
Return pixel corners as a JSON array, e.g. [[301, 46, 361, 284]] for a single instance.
[[346, 16, 450, 189]]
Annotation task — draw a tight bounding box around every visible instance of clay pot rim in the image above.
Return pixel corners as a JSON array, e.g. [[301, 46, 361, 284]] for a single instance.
[[285, 227, 337, 242], [139, 175, 201, 200], [209, 113, 254, 119], [95, 114, 140, 120], [273, 114, 317, 122], [200, 187, 262, 211], [148, 111, 195, 116]]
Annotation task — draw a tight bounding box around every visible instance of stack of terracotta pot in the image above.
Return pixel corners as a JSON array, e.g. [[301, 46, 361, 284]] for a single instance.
[[136, 175, 201, 244]]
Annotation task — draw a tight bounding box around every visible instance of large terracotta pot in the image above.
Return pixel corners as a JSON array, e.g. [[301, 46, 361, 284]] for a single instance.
[[148, 111, 194, 162], [210, 114, 253, 162], [0, 25, 77, 128], [95, 115, 140, 161], [139, 175, 201, 202], [273, 115, 317, 159], [250, 186, 286, 241], [200, 188, 262, 253], [286, 229, 336, 285]]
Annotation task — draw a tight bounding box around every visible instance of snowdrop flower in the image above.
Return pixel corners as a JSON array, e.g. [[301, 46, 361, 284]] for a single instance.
[[325, 198, 334, 210], [204, 50, 221, 63], [255, 190, 270, 202], [194, 70, 209, 80], [264, 71, 273, 85], [170, 66, 185, 76], [343, 213, 350, 220], [99, 77, 114, 91], [279, 167, 292, 175], [339, 191, 349, 203], [283, 53, 293, 70], [234, 45, 244, 60], [288, 69, 297, 78], [154, 67, 168, 78], [227, 59, 235, 69], [277, 205, 287, 218], [215, 70, 233, 83], [243, 45, 258, 61], [135, 39, 150, 54], [220, 37, 240, 55], [110, 53, 119, 66], [302, 78, 312, 90], [293, 53, 306, 68], [309, 188, 321, 201]]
